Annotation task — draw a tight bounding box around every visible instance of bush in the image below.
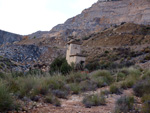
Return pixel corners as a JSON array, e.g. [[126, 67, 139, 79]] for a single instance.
[[80, 80, 97, 91], [114, 96, 134, 113], [69, 83, 81, 94], [11, 71, 24, 78], [0, 72, 5, 79], [66, 72, 87, 83], [100, 90, 110, 96], [50, 57, 71, 75], [25, 69, 42, 76], [144, 54, 150, 60], [93, 77, 107, 88], [31, 80, 49, 96], [45, 75, 66, 90], [133, 78, 150, 97], [142, 70, 150, 79], [116, 72, 126, 82], [128, 68, 141, 76], [44, 94, 61, 107], [82, 36, 90, 40], [109, 85, 122, 94], [120, 79, 135, 89], [60, 62, 72, 75], [142, 100, 150, 113], [82, 94, 106, 108], [141, 94, 150, 103], [91, 70, 113, 85], [85, 62, 100, 71], [120, 67, 141, 77], [52, 90, 68, 99], [16, 77, 40, 98], [120, 68, 141, 89], [0, 82, 17, 111]]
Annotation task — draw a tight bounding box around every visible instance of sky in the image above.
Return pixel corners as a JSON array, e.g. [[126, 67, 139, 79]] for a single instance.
[[0, 0, 97, 35]]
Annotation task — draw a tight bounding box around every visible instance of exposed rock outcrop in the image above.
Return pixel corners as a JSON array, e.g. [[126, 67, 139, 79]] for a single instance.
[[0, 0, 150, 71], [48, 0, 150, 39], [0, 30, 22, 45]]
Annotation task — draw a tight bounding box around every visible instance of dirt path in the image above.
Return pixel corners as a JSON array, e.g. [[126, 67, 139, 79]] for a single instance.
[[28, 87, 133, 113]]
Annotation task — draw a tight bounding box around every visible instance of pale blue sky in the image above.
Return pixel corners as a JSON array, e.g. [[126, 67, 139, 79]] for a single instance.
[[0, 0, 97, 35]]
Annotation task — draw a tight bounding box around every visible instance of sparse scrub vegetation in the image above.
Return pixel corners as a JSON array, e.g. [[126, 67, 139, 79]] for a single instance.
[[114, 96, 135, 113], [80, 80, 97, 91], [109, 84, 122, 94], [69, 83, 81, 94], [133, 78, 150, 97], [142, 100, 150, 113], [82, 94, 106, 108], [44, 94, 61, 107], [0, 60, 149, 113], [118, 68, 141, 89], [0, 82, 18, 111], [90, 70, 114, 86]]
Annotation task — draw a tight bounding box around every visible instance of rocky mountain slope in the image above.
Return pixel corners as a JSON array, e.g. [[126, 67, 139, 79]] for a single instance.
[[82, 23, 150, 69], [0, 30, 22, 45], [25, 0, 150, 40], [43, 0, 150, 39], [83, 23, 150, 47], [0, 0, 150, 71]]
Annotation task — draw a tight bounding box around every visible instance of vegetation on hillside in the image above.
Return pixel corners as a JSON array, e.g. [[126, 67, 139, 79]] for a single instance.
[[0, 56, 150, 112]]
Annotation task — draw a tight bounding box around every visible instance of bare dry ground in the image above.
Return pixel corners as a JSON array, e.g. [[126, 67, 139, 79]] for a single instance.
[[25, 87, 134, 113]]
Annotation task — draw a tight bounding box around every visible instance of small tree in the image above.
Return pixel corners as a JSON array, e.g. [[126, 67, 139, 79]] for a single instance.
[[60, 62, 72, 75], [50, 57, 71, 75]]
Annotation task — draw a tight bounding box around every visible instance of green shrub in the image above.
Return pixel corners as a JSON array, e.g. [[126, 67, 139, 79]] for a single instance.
[[69, 83, 81, 94], [116, 72, 126, 82], [50, 57, 71, 75], [141, 94, 150, 103], [82, 94, 106, 108], [142, 70, 150, 79], [144, 54, 150, 60], [11, 71, 24, 78], [85, 62, 100, 71], [44, 94, 61, 107], [128, 68, 141, 76], [80, 80, 97, 91], [120, 79, 135, 89], [0, 82, 18, 111], [91, 70, 113, 85], [52, 89, 68, 99], [120, 68, 141, 89], [60, 62, 72, 75], [31, 79, 49, 96], [7, 79, 19, 93], [92, 70, 110, 78], [120, 67, 141, 77], [142, 100, 150, 113], [120, 68, 130, 76], [0, 63, 4, 69], [45, 75, 66, 90], [66, 72, 87, 83], [93, 77, 106, 88], [114, 96, 134, 113], [25, 69, 43, 76], [133, 78, 150, 97], [0, 72, 5, 79], [82, 36, 90, 40], [100, 90, 110, 96], [16, 77, 39, 98], [109, 85, 122, 94]]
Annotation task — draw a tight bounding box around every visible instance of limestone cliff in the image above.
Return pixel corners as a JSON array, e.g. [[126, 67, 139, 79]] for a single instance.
[[48, 0, 150, 39]]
